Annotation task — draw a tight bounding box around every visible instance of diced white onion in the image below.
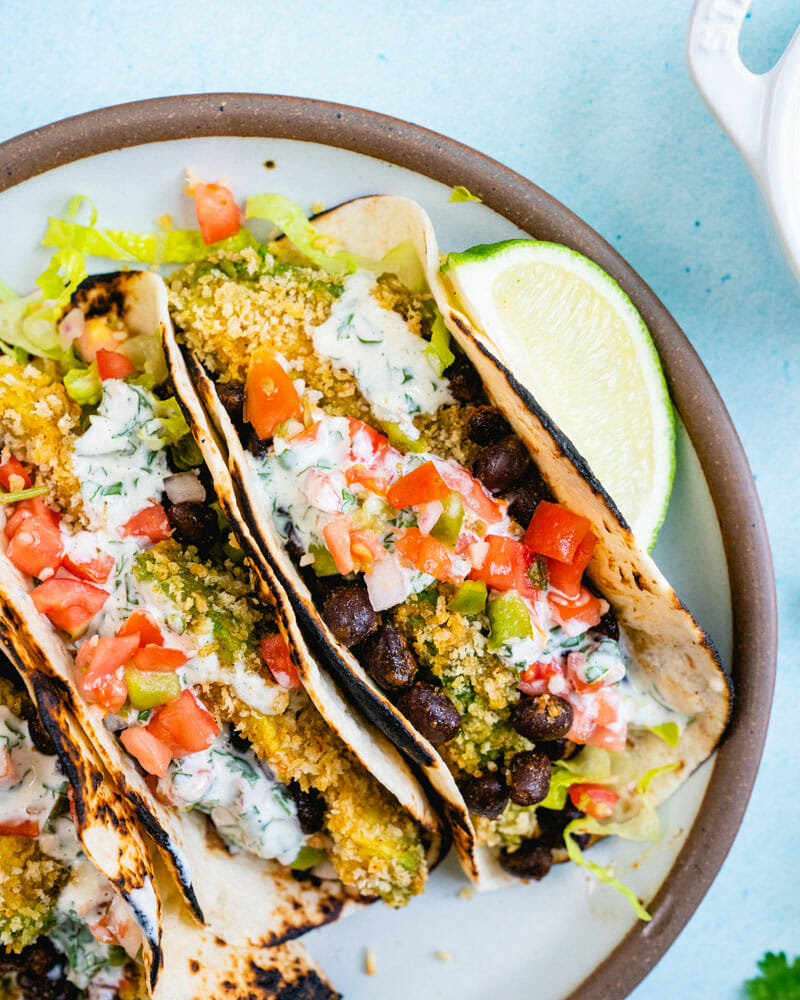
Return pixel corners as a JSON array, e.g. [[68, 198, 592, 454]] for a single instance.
[[365, 555, 414, 612], [417, 500, 443, 536], [468, 540, 489, 569], [57, 307, 85, 350], [164, 472, 206, 504]]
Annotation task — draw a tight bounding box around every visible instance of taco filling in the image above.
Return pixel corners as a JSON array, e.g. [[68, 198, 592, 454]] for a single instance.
[[0, 299, 427, 907], [168, 239, 689, 881], [0, 673, 147, 1000]]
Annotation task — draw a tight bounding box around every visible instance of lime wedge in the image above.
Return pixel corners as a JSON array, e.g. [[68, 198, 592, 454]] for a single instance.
[[443, 241, 675, 549]]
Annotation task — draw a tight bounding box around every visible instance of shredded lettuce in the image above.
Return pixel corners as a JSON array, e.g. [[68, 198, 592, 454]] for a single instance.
[[0, 485, 48, 505], [380, 240, 427, 294], [563, 820, 652, 921], [150, 398, 191, 448], [424, 314, 456, 376], [0, 294, 76, 364], [170, 435, 204, 470], [450, 185, 482, 203], [63, 363, 101, 407], [539, 746, 615, 810], [559, 761, 680, 920], [647, 721, 681, 748], [245, 194, 377, 275]]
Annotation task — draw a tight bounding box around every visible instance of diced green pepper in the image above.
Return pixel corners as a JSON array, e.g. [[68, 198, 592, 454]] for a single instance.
[[382, 421, 426, 453], [290, 845, 327, 871], [125, 668, 180, 710], [487, 592, 532, 650], [223, 541, 245, 564], [448, 579, 487, 614], [310, 543, 339, 577], [430, 491, 464, 546], [527, 553, 549, 591]]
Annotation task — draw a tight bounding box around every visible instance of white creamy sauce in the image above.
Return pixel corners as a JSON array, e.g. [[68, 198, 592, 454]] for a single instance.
[[158, 730, 306, 866], [178, 635, 288, 718], [73, 382, 171, 531], [619, 659, 689, 731], [311, 270, 453, 439], [0, 706, 65, 827]]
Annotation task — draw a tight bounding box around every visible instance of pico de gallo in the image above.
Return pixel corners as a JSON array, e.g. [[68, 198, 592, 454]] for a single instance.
[[0, 274, 428, 907], [0, 673, 149, 1000]]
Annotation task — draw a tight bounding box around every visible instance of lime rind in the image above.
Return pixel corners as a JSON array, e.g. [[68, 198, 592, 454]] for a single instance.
[[443, 241, 675, 550]]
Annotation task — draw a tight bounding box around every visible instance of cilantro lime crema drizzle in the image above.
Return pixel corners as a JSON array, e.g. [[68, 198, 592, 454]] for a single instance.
[[311, 270, 453, 440], [73, 382, 171, 531], [158, 727, 307, 865], [0, 705, 65, 825]]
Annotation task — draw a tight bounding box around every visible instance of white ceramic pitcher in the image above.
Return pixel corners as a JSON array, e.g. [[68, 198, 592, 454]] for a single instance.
[[687, 0, 800, 280]]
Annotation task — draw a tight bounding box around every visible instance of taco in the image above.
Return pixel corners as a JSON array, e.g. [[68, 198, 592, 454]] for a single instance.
[[162, 190, 731, 907], [0, 650, 340, 1000], [0, 267, 442, 948]]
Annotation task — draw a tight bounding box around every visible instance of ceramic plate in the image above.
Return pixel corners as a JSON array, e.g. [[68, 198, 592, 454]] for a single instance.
[[0, 95, 776, 999]]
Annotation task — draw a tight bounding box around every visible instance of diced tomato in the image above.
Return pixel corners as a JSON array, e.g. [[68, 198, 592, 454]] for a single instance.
[[121, 503, 172, 542], [6, 499, 63, 579], [524, 501, 592, 564], [583, 724, 627, 753], [120, 726, 172, 779], [31, 579, 107, 638], [0, 456, 31, 491], [348, 529, 384, 573], [518, 660, 561, 696], [193, 182, 242, 245], [75, 634, 138, 712], [88, 915, 118, 945], [4, 497, 57, 540], [387, 461, 450, 509], [547, 532, 596, 599], [0, 747, 16, 785], [548, 586, 605, 632], [569, 783, 620, 820], [96, 348, 135, 381], [244, 348, 302, 441], [323, 516, 354, 575], [395, 527, 452, 581], [345, 465, 390, 497], [260, 634, 303, 690], [117, 610, 164, 647], [468, 535, 537, 599], [147, 689, 220, 757], [289, 420, 323, 446], [62, 550, 115, 585], [347, 418, 391, 462], [0, 817, 41, 837], [436, 462, 504, 526], [133, 645, 189, 671]]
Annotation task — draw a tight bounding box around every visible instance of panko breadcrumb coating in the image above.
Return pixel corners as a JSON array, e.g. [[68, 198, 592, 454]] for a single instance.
[[168, 250, 479, 466], [0, 357, 84, 522]]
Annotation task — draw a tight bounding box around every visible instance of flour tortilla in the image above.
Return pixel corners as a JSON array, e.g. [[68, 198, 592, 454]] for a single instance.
[[172, 195, 730, 888]]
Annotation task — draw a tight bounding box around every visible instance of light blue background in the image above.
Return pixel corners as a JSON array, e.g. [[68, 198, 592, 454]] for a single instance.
[[2, 1, 797, 996]]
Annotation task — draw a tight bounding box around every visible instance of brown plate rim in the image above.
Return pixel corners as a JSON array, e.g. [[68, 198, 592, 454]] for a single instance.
[[0, 93, 778, 999]]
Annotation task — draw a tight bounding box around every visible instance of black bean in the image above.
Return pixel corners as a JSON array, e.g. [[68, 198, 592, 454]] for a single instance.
[[507, 468, 551, 528], [498, 839, 553, 880], [395, 684, 461, 744], [362, 625, 418, 691], [596, 606, 620, 641], [446, 353, 484, 402], [511, 694, 573, 742], [216, 380, 246, 425], [248, 427, 272, 458], [508, 750, 552, 806], [322, 586, 380, 647], [536, 801, 590, 849], [289, 782, 326, 834], [538, 738, 571, 762], [460, 772, 508, 818], [472, 436, 530, 494], [166, 501, 220, 550], [467, 406, 511, 445]]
